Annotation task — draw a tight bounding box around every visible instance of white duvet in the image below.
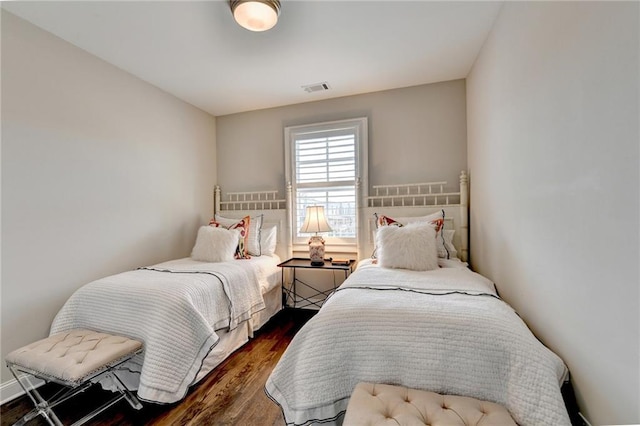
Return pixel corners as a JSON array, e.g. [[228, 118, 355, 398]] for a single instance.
[[265, 261, 570, 426], [51, 256, 279, 403]]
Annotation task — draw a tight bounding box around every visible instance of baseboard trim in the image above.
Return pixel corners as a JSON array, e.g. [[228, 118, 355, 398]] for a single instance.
[[578, 412, 592, 426], [1, 376, 44, 405]]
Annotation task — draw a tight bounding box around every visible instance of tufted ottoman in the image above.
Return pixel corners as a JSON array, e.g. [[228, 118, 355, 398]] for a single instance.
[[343, 383, 517, 426], [6, 329, 143, 426]]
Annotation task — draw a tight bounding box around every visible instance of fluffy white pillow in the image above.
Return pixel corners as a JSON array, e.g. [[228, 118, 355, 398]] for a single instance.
[[376, 222, 439, 271], [215, 214, 263, 256], [191, 226, 240, 263], [260, 225, 278, 256], [374, 210, 456, 259]]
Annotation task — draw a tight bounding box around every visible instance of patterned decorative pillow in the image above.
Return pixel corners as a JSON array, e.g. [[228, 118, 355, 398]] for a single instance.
[[377, 214, 404, 227], [376, 211, 444, 232], [209, 215, 251, 259], [215, 214, 263, 256]]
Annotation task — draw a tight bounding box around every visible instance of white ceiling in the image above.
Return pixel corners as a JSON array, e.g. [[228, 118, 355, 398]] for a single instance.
[[2, 1, 503, 116]]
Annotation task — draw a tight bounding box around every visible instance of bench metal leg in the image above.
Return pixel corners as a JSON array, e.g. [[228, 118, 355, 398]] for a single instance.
[[8, 364, 142, 426], [108, 372, 142, 410], [9, 365, 63, 426]]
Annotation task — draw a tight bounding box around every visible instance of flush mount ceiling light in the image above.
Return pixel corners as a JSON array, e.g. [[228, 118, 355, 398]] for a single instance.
[[230, 0, 281, 32]]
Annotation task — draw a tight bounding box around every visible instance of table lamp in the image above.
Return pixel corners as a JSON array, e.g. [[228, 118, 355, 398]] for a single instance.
[[299, 205, 332, 266]]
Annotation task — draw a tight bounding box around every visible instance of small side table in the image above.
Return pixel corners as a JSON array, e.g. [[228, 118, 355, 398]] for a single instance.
[[278, 258, 355, 309]]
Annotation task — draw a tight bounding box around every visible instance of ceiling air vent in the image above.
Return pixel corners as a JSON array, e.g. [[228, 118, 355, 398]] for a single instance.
[[302, 82, 330, 93]]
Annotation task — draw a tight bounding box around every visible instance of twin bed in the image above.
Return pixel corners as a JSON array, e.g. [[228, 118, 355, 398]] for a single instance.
[[265, 259, 570, 426], [49, 188, 290, 404], [45, 174, 571, 425], [50, 255, 282, 403], [264, 173, 570, 426]]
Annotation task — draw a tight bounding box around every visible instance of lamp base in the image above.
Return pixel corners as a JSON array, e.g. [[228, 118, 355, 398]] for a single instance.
[[308, 235, 326, 266]]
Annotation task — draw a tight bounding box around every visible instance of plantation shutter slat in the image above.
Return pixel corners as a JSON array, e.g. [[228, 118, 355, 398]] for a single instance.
[[293, 131, 357, 238]]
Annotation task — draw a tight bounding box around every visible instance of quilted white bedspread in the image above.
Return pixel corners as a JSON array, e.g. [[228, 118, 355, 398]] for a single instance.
[[265, 261, 570, 426], [51, 256, 276, 403]]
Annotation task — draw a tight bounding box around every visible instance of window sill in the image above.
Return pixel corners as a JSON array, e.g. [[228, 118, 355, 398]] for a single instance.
[[292, 243, 357, 255]]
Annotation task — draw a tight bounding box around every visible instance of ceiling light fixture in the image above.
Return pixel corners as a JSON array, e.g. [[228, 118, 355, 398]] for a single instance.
[[230, 0, 281, 32]]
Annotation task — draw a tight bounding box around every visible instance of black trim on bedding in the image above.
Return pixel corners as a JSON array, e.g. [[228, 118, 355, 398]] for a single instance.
[[138, 266, 230, 279], [137, 339, 220, 406], [137, 267, 266, 329], [441, 208, 450, 259], [264, 386, 348, 426], [333, 285, 501, 301]]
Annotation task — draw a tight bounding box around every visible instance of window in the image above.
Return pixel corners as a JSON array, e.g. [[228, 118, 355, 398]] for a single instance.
[[285, 118, 368, 251]]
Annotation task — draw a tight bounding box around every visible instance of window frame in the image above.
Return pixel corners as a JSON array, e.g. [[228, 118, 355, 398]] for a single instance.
[[285, 117, 368, 253]]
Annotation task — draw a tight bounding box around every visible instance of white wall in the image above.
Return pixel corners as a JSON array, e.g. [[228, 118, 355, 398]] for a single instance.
[[467, 2, 639, 425], [216, 80, 467, 195], [1, 12, 217, 384]]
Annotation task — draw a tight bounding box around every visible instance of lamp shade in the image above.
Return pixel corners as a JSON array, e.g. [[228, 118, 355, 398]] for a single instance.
[[230, 0, 280, 32], [299, 206, 332, 234]]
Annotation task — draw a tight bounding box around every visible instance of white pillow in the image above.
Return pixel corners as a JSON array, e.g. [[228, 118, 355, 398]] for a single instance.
[[376, 222, 438, 271], [373, 210, 449, 259], [437, 229, 457, 259], [215, 214, 263, 256], [260, 225, 278, 256], [191, 226, 240, 263]]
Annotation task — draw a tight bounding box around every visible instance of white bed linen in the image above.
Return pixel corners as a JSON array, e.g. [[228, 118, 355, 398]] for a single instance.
[[51, 255, 280, 404], [265, 261, 570, 426], [194, 284, 282, 383]]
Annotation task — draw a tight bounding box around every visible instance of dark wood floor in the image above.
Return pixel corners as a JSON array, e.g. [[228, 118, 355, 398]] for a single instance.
[[1, 308, 316, 426]]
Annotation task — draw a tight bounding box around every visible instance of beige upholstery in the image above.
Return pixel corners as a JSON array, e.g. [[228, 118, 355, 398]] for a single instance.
[[6, 329, 142, 385], [344, 383, 517, 426]]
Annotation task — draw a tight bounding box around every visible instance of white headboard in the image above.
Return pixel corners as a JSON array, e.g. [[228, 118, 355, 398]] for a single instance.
[[359, 171, 469, 262], [213, 187, 291, 261], [214, 171, 468, 263]]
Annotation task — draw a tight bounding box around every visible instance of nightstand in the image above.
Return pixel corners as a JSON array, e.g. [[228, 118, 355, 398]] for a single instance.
[[278, 258, 355, 309]]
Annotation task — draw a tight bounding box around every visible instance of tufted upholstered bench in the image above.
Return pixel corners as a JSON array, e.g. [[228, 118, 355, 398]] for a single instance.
[[6, 329, 143, 426], [343, 382, 517, 426]]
